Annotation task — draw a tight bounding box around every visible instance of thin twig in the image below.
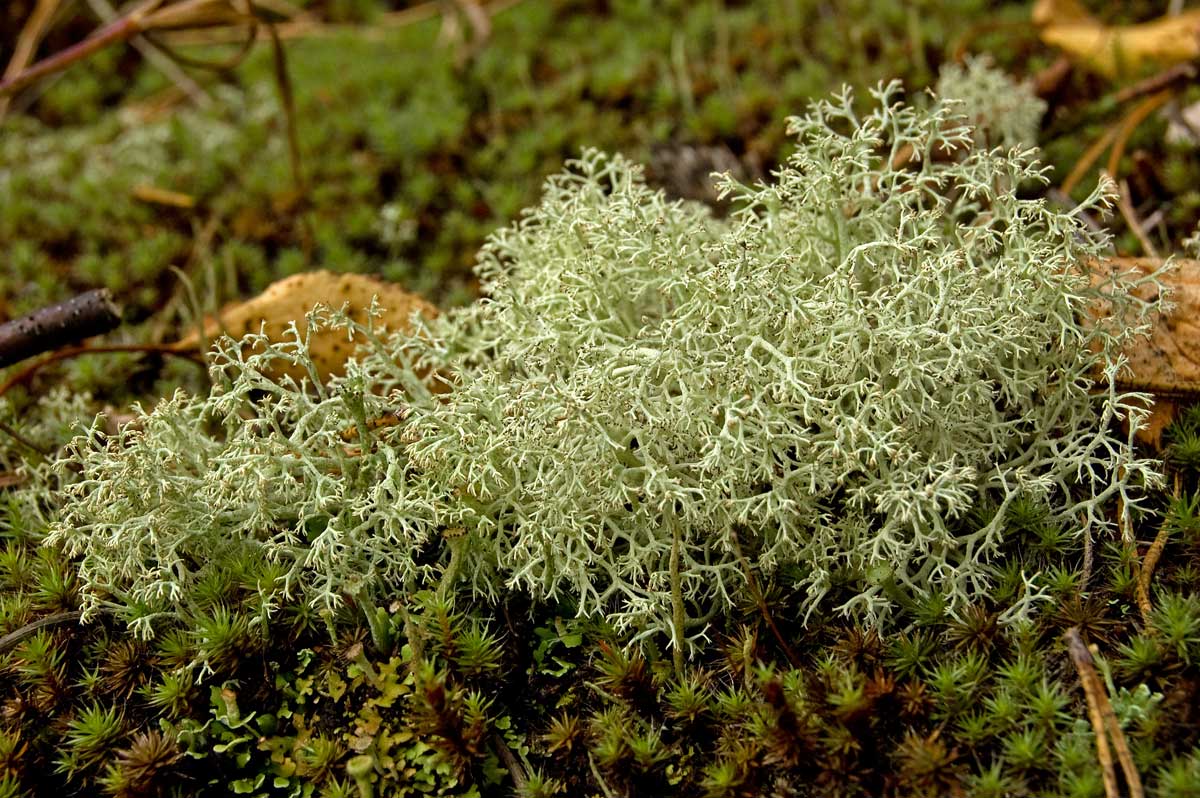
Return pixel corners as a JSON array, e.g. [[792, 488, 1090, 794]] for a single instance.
[[1116, 178, 1159, 258], [250, 0, 314, 21], [1137, 472, 1180, 625], [1066, 627, 1145, 798], [1058, 88, 1171, 197], [729, 529, 802, 669], [0, 344, 206, 399], [1113, 62, 1197, 105], [0, 420, 50, 458], [448, 0, 490, 64], [1034, 55, 1073, 99], [267, 20, 304, 194], [84, 0, 213, 108], [0, 0, 65, 118], [1061, 127, 1119, 197], [489, 732, 528, 793], [0, 0, 164, 99], [1099, 675, 1145, 798], [0, 0, 258, 100], [136, 0, 249, 30], [1107, 92, 1173, 180], [0, 610, 84, 655], [587, 753, 621, 798], [0, 473, 26, 489], [1066, 627, 1120, 798], [159, 0, 523, 45]]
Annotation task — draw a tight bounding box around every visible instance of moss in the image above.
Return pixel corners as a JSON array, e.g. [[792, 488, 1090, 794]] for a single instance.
[[2, 0, 1030, 327]]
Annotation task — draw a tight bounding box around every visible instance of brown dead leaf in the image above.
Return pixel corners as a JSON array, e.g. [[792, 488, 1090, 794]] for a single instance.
[[173, 270, 438, 383], [1034, 0, 1200, 79], [1088, 257, 1200, 448]]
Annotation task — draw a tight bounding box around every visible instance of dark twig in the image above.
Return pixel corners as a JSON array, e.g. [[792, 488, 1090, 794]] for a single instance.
[[0, 0, 254, 100], [0, 289, 122, 369], [490, 731, 528, 793], [1117, 178, 1159, 258], [1066, 627, 1120, 798], [0, 610, 84, 655], [1034, 55, 1073, 99], [1114, 62, 1198, 104], [1107, 93, 1173, 181]]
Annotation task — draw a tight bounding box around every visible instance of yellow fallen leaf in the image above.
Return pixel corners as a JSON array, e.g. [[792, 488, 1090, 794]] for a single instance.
[[1034, 0, 1200, 79], [173, 270, 438, 383]]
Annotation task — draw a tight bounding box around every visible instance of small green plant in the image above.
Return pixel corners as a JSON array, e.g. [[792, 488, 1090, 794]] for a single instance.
[[59, 703, 125, 779]]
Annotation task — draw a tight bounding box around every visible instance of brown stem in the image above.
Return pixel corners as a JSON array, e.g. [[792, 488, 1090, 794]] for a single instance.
[[0, 0, 65, 118], [1106, 92, 1173, 181], [1061, 126, 1120, 197], [1114, 62, 1197, 104], [0, 289, 122, 369], [1065, 627, 1145, 798], [1137, 472, 1180, 625], [0, 610, 84, 655], [0, 344, 206, 399], [84, 0, 213, 108], [0, 473, 27, 489], [0, 4, 157, 98], [729, 529, 802, 669], [267, 20, 304, 194], [1065, 627, 1120, 798], [0, 420, 50, 458], [490, 731, 527, 793], [1116, 178, 1158, 258]]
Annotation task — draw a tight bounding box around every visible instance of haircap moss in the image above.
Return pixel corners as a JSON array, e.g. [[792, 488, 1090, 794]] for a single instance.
[[50, 82, 1164, 650]]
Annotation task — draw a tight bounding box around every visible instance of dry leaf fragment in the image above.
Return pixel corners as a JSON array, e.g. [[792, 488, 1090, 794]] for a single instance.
[[132, 184, 196, 208], [1088, 257, 1200, 447], [1034, 0, 1200, 79], [173, 270, 438, 382]]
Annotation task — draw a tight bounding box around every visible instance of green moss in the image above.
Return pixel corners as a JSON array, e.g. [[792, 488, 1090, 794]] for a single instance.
[[2, 0, 1031, 327]]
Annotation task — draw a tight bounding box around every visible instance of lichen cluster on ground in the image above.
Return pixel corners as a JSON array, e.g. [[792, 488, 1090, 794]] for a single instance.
[[3, 1, 1200, 797]]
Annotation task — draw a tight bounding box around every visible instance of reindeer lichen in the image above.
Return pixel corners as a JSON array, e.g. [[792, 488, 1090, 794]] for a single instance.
[[49, 83, 1162, 647], [935, 56, 1045, 150]]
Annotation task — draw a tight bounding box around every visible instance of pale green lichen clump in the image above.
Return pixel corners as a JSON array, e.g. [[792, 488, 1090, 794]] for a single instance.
[[50, 83, 1162, 646], [935, 56, 1046, 150]]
